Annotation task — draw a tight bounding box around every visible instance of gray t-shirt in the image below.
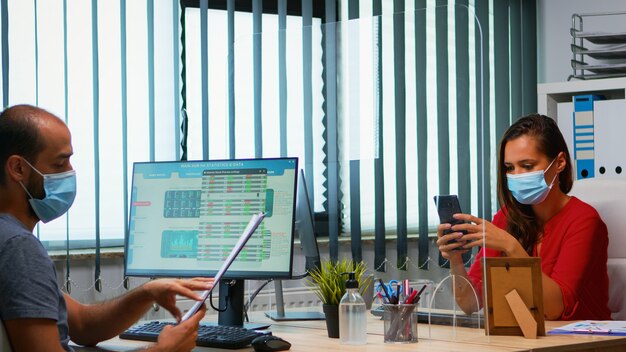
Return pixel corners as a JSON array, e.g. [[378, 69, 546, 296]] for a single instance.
[[0, 214, 71, 351]]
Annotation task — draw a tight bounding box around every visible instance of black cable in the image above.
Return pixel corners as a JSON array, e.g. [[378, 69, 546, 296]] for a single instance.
[[241, 270, 314, 321], [291, 272, 309, 280], [209, 289, 227, 312], [243, 279, 274, 321]]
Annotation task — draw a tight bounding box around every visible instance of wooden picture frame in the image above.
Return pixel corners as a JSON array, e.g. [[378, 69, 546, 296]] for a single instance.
[[483, 257, 545, 337]]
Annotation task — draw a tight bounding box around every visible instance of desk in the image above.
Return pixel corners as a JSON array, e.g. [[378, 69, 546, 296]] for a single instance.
[[77, 311, 626, 352]]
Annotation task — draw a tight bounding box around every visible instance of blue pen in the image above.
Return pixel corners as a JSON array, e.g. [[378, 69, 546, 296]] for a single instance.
[[377, 278, 392, 303]]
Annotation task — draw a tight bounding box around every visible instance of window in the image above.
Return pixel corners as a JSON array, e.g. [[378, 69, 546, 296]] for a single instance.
[[182, 7, 327, 212], [1, 0, 536, 260], [2, 1, 181, 249]]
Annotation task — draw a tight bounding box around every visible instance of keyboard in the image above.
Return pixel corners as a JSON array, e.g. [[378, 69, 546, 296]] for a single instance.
[[370, 305, 483, 328], [120, 321, 270, 349]]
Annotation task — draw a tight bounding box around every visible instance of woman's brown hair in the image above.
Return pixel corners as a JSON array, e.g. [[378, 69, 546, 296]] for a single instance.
[[496, 114, 573, 254]]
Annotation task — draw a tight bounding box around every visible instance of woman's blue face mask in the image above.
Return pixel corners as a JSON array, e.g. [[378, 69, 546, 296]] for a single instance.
[[506, 158, 558, 205], [18, 159, 77, 223]]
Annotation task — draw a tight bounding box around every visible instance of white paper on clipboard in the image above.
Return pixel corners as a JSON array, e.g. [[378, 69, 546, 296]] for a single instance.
[[181, 212, 266, 322]]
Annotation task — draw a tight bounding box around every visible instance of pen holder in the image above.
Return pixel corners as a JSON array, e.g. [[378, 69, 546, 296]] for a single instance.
[[382, 304, 418, 343]]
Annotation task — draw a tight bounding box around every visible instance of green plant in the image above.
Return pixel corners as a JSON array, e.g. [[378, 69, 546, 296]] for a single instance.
[[306, 258, 372, 306]]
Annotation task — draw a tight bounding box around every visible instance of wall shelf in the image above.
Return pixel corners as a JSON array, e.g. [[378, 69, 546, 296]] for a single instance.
[[538, 78, 626, 180]]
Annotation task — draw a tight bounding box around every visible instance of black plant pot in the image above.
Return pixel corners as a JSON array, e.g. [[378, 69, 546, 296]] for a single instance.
[[322, 304, 340, 338]]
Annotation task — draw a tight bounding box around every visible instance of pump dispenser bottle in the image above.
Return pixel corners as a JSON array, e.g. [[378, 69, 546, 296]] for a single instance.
[[339, 272, 367, 345]]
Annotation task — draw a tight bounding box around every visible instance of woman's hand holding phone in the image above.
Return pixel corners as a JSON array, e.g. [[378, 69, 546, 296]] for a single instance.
[[434, 195, 470, 256], [437, 221, 470, 259], [434, 195, 519, 258], [436, 211, 526, 259], [450, 213, 526, 257]]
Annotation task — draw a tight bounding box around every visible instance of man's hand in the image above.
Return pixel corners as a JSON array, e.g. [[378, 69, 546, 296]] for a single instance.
[[152, 305, 206, 352], [143, 278, 214, 322]]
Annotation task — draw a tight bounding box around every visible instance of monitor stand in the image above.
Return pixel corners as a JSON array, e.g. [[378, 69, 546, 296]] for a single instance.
[[264, 280, 325, 321], [200, 280, 270, 330]]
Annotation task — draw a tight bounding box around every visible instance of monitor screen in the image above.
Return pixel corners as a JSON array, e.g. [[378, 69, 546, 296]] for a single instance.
[[125, 158, 298, 279]]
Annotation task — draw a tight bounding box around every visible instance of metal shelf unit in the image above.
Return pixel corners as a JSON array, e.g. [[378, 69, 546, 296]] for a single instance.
[[570, 11, 626, 80]]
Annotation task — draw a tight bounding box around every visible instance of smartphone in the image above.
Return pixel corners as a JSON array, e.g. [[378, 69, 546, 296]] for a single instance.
[[433, 195, 468, 248]]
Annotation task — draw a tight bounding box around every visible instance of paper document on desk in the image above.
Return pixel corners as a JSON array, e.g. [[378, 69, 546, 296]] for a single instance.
[[548, 320, 626, 335], [180, 212, 266, 322]]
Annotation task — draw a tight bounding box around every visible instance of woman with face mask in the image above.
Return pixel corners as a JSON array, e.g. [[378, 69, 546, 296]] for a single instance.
[[437, 114, 610, 320]]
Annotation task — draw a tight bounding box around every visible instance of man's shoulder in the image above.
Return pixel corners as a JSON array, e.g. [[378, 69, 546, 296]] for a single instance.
[[0, 215, 56, 298], [0, 214, 32, 242]]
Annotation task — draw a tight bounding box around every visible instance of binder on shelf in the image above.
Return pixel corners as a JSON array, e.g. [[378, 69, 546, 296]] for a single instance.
[[572, 94, 604, 180]]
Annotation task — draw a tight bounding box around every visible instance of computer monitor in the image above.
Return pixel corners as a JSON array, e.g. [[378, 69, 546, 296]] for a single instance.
[[265, 169, 325, 321], [295, 169, 321, 274], [124, 157, 298, 326]]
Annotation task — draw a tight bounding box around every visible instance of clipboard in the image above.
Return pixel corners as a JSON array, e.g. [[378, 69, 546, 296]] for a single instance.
[[181, 212, 266, 321], [484, 257, 545, 338]]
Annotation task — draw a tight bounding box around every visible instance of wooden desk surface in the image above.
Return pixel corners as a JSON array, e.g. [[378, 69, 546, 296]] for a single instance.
[[77, 310, 626, 352]]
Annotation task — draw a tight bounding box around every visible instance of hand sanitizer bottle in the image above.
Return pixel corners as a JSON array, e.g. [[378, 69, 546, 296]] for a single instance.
[[339, 272, 367, 345]]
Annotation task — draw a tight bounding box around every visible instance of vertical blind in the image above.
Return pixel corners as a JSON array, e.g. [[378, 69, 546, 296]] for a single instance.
[[0, 0, 537, 288]]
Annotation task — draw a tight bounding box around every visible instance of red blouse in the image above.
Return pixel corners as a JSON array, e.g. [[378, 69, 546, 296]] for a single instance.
[[467, 196, 611, 320]]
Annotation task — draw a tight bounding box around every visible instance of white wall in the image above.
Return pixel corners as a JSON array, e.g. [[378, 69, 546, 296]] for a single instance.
[[537, 0, 626, 83]]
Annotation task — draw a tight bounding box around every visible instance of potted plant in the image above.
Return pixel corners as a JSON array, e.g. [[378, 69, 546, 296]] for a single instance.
[[306, 258, 372, 338]]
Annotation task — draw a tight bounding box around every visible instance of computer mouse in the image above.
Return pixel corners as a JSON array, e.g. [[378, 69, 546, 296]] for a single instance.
[[251, 335, 291, 352]]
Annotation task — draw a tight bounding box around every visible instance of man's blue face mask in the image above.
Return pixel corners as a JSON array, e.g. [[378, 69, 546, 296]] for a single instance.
[[506, 157, 558, 205], [18, 159, 77, 223]]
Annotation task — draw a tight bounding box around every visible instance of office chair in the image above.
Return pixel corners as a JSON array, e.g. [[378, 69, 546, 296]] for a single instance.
[[570, 177, 626, 320]]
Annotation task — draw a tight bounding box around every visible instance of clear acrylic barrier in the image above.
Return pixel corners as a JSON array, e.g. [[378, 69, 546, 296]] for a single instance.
[[183, 1, 493, 340]]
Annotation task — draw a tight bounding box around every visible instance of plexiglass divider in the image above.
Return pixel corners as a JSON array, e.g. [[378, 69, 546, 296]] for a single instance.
[[184, 1, 493, 340]]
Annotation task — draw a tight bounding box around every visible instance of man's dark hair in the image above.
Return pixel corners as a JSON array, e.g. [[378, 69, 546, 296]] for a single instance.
[[0, 105, 49, 185]]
